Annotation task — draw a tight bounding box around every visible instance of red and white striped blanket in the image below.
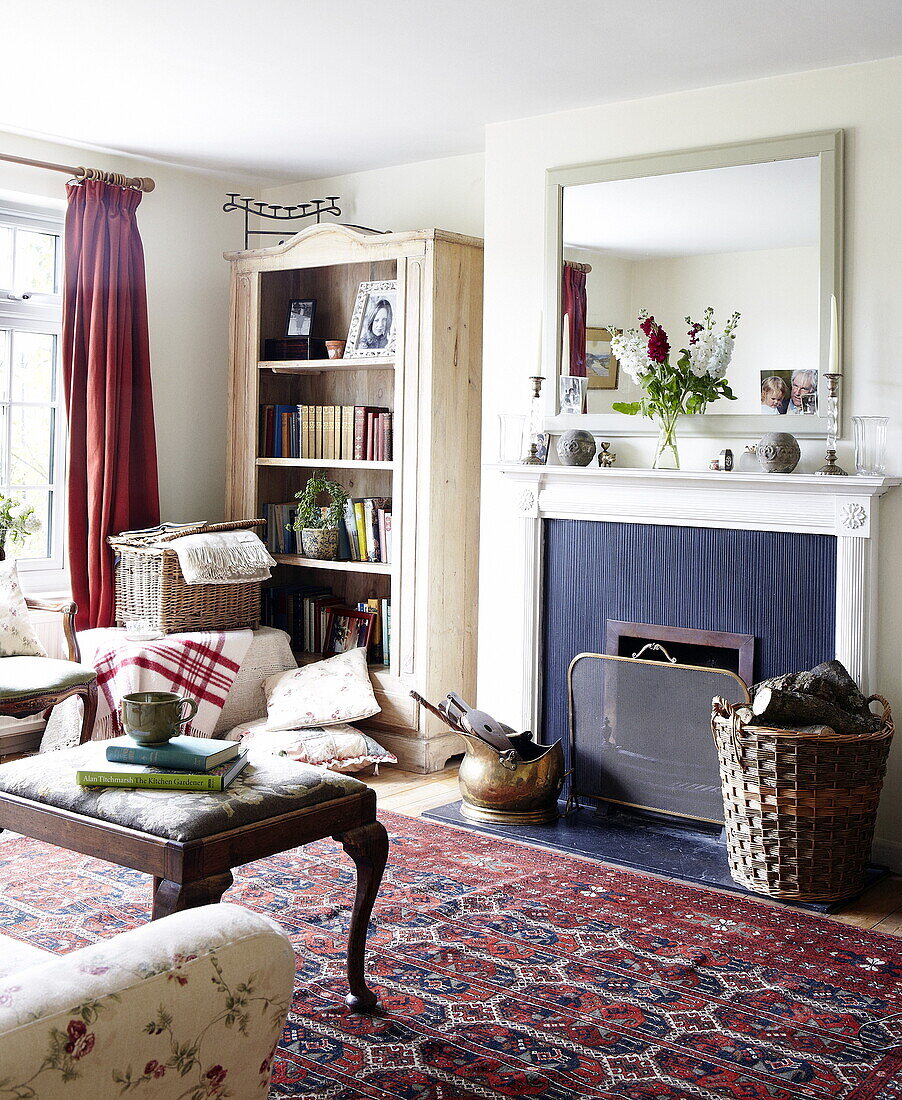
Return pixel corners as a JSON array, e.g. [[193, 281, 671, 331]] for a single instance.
[[78, 627, 254, 741]]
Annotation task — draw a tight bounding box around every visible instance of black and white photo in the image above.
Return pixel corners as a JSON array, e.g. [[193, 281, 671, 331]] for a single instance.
[[285, 298, 316, 338]]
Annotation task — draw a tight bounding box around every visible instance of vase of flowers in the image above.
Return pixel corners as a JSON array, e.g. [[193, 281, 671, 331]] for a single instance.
[[0, 494, 40, 560], [611, 307, 740, 470]]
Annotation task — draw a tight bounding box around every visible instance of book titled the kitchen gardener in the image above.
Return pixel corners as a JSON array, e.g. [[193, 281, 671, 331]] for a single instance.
[[77, 750, 249, 791]]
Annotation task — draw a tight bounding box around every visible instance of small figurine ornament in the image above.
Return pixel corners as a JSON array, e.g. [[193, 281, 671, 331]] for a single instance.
[[597, 441, 616, 467]]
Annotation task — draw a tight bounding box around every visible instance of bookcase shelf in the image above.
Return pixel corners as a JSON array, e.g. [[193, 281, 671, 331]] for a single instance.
[[272, 553, 392, 575], [225, 224, 483, 772], [257, 458, 394, 471], [261, 358, 394, 374]]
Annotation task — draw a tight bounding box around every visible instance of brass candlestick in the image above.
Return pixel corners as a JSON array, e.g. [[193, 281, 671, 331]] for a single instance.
[[816, 372, 848, 476]]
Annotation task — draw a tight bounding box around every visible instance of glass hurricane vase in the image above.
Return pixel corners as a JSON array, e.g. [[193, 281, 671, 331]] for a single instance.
[[652, 411, 680, 470]]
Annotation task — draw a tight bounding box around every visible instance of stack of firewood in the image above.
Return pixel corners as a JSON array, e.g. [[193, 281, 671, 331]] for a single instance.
[[743, 659, 883, 735]]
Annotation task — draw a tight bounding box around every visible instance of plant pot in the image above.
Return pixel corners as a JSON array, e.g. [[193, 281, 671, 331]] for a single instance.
[[300, 527, 339, 560]]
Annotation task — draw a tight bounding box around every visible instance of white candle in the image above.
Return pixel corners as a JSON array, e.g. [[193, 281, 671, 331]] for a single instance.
[[537, 311, 543, 375], [561, 313, 570, 375], [829, 294, 839, 374]]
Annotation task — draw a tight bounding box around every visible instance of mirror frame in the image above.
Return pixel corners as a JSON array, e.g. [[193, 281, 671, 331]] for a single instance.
[[544, 130, 844, 438]]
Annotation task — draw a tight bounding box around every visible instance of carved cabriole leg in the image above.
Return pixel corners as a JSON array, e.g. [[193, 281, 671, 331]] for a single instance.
[[152, 872, 234, 920], [336, 820, 389, 1012], [77, 681, 99, 744]]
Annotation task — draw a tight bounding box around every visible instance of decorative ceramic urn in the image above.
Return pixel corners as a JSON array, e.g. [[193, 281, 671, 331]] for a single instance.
[[556, 429, 597, 467], [756, 432, 801, 474]]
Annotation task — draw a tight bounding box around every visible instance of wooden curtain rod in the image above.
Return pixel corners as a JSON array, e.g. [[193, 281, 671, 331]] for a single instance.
[[563, 259, 592, 272], [0, 151, 155, 192]]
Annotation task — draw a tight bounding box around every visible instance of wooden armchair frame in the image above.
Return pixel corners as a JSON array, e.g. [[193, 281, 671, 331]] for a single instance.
[[0, 599, 98, 746]]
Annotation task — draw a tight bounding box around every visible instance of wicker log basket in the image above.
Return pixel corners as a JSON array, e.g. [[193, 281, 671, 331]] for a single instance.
[[712, 695, 894, 902], [108, 519, 265, 635]]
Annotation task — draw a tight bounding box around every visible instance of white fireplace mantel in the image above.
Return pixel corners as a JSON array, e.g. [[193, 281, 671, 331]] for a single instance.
[[496, 463, 900, 730]]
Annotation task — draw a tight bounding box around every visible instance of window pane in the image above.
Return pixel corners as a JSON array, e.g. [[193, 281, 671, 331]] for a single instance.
[[4, 489, 50, 560], [9, 405, 53, 485], [0, 330, 8, 402], [0, 227, 12, 288], [14, 229, 57, 294], [11, 330, 55, 403]]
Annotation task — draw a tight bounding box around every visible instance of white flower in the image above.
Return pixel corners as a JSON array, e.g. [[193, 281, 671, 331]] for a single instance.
[[610, 328, 653, 383], [686, 307, 739, 379]]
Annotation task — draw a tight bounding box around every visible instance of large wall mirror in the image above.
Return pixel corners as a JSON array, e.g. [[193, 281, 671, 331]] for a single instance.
[[544, 131, 843, 437]]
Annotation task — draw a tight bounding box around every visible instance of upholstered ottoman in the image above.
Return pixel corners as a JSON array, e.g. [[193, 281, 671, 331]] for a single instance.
[[0, 742, 388, 1010]]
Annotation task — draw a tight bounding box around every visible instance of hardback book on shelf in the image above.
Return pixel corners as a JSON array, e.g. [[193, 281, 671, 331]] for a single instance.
[[262, 581, 391, 661], [77, 750, 250, 791], [263, 501, 300, 554], [343, 498, 392, 563], [259, 404, 392, 462]]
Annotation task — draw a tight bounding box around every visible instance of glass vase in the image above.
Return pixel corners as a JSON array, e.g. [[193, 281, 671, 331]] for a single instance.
[[852, 416, 889, 475], [652, 412, 680, 470]]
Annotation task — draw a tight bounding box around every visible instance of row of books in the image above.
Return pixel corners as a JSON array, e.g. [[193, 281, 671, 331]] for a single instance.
[[262, 497, 392, 564], [76, 736, 248, 791], [343, 497, 392, 564], [262, 583, 391, 665], [259, 404, 393, 462]]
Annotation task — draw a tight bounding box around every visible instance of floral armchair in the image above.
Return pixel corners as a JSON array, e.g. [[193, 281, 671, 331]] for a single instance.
[[0, 903, 295, 1098]]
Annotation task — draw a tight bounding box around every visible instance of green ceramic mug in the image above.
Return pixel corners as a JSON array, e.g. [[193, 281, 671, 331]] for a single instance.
[[121, 691, 198, 745]]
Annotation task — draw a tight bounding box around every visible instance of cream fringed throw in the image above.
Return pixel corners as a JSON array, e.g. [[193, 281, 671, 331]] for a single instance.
[[166, 529, 276, 585]]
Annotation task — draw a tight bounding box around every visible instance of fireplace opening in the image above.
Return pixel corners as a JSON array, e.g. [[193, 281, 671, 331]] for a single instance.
[[606, 620, 755, 686]]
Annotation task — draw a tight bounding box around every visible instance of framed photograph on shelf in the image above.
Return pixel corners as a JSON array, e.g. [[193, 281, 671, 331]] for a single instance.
[[345, 281, 397, 358], [322, 607, 376, 657], [759, 368, 818, 415], [286, 299, 316, 338], [586, 327, 619, 389]]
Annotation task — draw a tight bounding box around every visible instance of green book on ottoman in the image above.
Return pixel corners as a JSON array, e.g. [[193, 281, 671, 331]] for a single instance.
[[77, 751, 249, 791], [105, 734, 239, 771]]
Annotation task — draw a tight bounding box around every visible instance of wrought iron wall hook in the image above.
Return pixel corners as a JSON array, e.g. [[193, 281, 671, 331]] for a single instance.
[[222, 193, 343, 249]]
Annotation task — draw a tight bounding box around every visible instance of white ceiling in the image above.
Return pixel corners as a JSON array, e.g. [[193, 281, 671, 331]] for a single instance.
[[2, 0, 902, 182], [564, 158, 821, 258]]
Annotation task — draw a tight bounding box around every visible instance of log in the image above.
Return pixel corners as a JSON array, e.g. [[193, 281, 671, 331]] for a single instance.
[[753, 662, 871, 718], [751, 687, 883, 735]]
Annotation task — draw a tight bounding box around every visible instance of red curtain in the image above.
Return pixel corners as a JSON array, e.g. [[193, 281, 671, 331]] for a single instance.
[[561, 264, 587, 375], [62, 180, 160, 630]]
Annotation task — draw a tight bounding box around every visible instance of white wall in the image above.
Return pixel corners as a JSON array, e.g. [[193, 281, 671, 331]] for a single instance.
[[0, 130, 267, 527], [262, 152, 485, 239], [479, 56, 902, 863], [574, 245, 819, 413]]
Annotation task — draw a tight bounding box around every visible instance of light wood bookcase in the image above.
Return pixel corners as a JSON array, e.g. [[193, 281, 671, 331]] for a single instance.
[[224, 224, 483, 772]]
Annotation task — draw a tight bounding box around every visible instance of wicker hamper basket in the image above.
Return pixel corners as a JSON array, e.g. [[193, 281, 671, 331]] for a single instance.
[[108, 519, 265, 635], [712, 695, 894, 902]]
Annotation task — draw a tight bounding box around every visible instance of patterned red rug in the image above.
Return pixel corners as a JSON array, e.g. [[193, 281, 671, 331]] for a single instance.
[[1, 812, 901, 1099]]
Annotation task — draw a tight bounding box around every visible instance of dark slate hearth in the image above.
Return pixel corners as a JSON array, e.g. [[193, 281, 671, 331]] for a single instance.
[[422, 800, 888, 915]]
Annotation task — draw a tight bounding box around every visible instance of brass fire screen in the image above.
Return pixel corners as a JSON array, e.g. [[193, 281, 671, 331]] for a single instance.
[[567, 652, 749, 825]]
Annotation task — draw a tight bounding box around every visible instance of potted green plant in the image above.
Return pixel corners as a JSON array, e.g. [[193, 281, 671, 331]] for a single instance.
[[292, 475, 349, 561], [0, 493, 39, 561]]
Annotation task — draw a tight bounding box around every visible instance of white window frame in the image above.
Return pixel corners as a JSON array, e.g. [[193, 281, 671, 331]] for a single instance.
[[0, 197, 68, 593]]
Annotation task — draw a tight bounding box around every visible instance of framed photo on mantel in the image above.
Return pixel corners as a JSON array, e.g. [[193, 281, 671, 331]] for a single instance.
[[586, 327, 619, 389]]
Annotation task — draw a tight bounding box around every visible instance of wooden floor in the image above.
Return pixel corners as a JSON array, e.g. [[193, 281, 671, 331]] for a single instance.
[[370, 765, 902, 937]]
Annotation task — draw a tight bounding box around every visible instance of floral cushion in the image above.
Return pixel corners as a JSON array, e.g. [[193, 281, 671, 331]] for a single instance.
[[0, 742, 366, 843], [0, 903, 294, 1099], [234, 719, 398, 773], [0, 559, 46, 657], [263, 646, 380, 730]]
